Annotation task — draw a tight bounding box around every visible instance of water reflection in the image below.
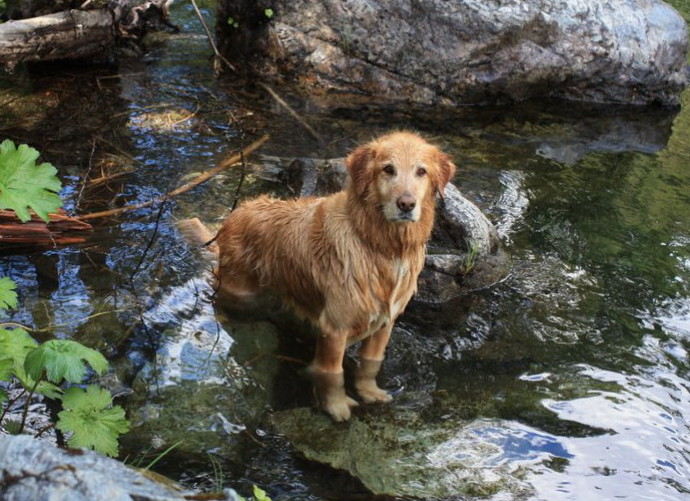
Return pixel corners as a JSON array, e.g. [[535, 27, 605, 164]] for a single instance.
[[533, 365, 690, 500]]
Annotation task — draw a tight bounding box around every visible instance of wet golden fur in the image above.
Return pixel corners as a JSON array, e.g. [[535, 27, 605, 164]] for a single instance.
[[214, 131, 455, 421]]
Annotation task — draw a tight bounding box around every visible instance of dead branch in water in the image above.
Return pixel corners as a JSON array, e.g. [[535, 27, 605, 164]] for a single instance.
[[0, 210, 92, 248], [76, 134, 269, 220]]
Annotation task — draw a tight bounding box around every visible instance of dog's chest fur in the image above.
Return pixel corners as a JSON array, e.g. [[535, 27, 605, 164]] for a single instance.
[[352, 256, 419, 343]]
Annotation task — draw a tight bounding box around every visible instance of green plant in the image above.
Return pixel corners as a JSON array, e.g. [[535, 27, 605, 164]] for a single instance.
[[208, 452, 225, 492], [0, 276, 17, 312], [239, 485, 272, 501], [143, 439, 183, 470], [0, 141, 129, 455], [0, 277, 130, 456], [459, 241, 480, 275], [0, 139, 62, 222]]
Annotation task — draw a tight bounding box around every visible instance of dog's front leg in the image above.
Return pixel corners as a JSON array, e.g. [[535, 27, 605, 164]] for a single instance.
[[307, 330, 358, 422], [355, 323, 394, 404]]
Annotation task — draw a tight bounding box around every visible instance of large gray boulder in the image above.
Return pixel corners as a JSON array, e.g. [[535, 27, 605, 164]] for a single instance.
[[218, 0, 688, 106], [0, 435, 242, 501]]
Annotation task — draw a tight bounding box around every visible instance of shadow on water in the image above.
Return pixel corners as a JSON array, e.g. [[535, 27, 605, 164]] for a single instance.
[[1, 1, 690, 500]]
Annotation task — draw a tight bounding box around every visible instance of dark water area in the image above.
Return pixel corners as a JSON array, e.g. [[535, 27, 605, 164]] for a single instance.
[[2, 2, 690, 500]]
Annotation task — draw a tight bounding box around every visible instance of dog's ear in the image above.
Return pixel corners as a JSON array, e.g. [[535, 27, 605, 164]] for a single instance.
[[433, 152, 456, 199], [345, 145, 373, 196]]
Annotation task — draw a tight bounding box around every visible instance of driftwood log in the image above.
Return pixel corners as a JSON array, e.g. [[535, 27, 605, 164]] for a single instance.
[[0, 210, 92, 248], [0, 0, 174, 71]]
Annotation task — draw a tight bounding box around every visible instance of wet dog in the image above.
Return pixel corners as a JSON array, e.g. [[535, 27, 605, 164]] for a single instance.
[[206, 131, 455, 421]]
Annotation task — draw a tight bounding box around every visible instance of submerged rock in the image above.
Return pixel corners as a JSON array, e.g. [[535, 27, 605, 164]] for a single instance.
[[270, 407, 569, 499], [218, 0, 688, 106]]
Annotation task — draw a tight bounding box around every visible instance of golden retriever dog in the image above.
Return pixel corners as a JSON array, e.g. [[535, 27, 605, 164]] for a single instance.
[[213, 131, 455, 421]]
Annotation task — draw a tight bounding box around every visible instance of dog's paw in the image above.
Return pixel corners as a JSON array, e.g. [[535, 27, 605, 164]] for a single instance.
[[307, 368, 359, 422], [356, 381, 393, 404], [324, 395, 359, 422]]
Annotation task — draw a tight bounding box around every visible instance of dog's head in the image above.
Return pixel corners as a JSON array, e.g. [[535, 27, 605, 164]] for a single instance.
[[345, 131, 456, 223]]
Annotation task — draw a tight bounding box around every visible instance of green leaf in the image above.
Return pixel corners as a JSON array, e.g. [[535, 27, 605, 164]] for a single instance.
[[32, 380, 63, 399], [24, 339, 108, 384], [0, 328, 38, 368], [0, 139, 62, 223], [0, 277, 18, 312], [0, 356, 12, 381], [253, 485, 272, 501], [57, 385, 130, 457], [0, 329, 62, 395], [264, 8, 273, 18]]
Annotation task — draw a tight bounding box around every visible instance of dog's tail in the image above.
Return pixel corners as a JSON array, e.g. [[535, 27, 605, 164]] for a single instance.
[[177, 217, 219, 259]]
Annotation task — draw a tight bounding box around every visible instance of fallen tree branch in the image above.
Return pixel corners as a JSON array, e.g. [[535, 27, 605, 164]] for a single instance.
[[76, 134, 269, 220], [0, 209, 92, 247]]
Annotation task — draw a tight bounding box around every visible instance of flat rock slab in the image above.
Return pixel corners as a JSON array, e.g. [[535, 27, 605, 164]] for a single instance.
[[271, 407, 575, 499]]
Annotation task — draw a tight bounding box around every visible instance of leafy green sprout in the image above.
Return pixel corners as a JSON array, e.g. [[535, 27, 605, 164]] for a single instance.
[[460, 241, 480, 275], [208, 452, 225, 492], [242, 485, 272, 501]]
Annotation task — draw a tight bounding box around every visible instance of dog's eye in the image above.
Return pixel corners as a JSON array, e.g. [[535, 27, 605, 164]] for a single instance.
[[416, 166, 427, 176], [382, 164, 396, 175]]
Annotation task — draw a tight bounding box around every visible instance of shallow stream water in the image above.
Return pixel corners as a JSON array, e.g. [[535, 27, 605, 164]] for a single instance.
[[1, 2, 690, 500]]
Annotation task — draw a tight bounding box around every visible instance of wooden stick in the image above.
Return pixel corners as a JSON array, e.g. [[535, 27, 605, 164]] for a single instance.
[[258, 83, 323, 146], [188, 0, 237, 73], [76, 134, 269, 220]]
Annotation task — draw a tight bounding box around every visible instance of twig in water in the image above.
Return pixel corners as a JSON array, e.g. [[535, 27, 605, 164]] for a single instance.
[[76, 137, 97, 210], [258, 82, 324, 147], [0, 388, 26, 425], [188, 0, 237, 73], [130, 197, 169, 283], [231, 151, 247, 211], [34, 422, 56, 439], [75, 134, 269, 220]]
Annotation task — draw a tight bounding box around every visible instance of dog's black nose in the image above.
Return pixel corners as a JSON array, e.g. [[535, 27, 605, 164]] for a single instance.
[[397, 194, 416, 213]]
